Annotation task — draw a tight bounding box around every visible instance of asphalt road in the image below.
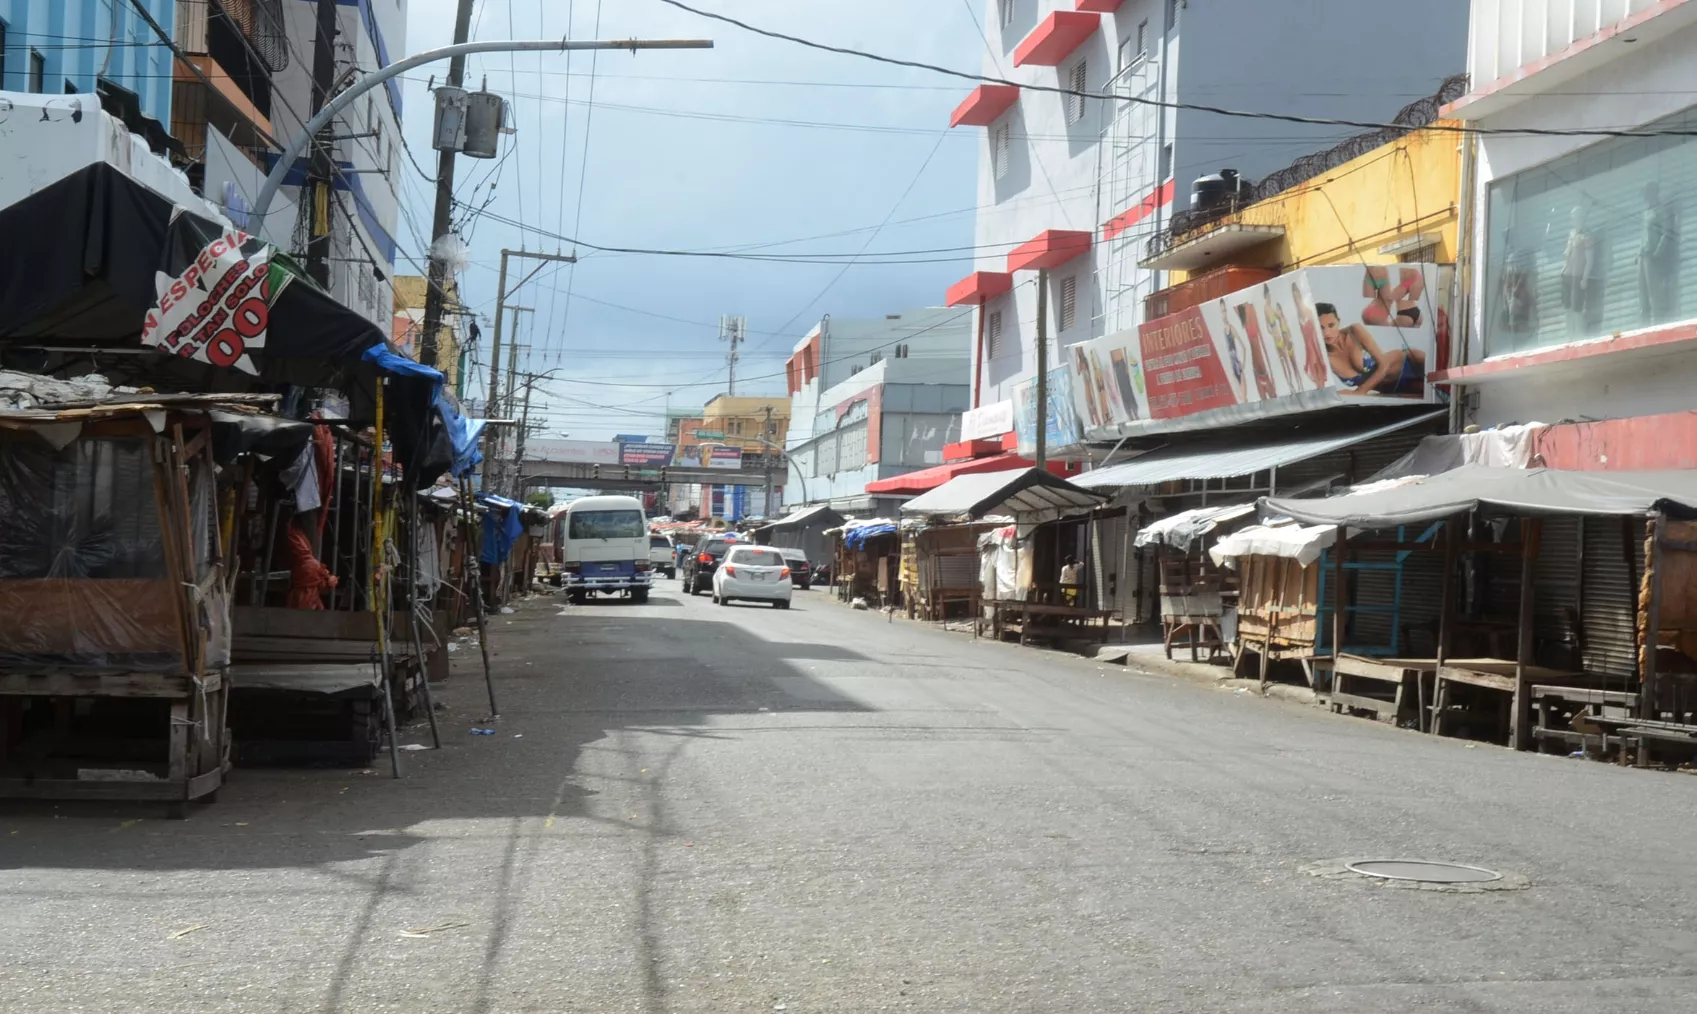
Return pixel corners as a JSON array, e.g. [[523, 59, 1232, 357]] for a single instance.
[[4, 582, 1697, 1013]]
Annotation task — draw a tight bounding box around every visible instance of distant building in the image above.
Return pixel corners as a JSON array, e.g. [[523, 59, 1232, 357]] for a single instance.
[[393, 275, 462, 395], [0, 1, 176, 128], [781, 309, 973, 514]]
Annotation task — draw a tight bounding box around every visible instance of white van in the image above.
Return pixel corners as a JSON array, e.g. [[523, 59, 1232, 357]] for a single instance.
[[556, 494, 653, 604]]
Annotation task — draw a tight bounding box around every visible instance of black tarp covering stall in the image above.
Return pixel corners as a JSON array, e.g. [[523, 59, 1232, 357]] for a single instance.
[[0, 162, 444, 477]]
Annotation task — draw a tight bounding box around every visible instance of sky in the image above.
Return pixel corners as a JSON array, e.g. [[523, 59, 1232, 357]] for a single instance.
[[399, 0, 989, 440]]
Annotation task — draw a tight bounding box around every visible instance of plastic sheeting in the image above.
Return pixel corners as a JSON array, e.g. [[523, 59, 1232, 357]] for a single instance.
[[841, 521, 899, 550], [479, 496, 525, 565], [1210, 523, 1338, 568], [1134, 503, 1258, 550], [0, 435, 180, 668]]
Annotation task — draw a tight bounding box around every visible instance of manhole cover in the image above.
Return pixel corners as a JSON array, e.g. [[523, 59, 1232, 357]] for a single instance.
[[1344, 860, 1502, 884]]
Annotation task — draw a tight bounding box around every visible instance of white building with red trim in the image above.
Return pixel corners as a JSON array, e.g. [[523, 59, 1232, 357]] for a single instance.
[[948, 0, 1471, 450], [1442, 0, 1697, 469]]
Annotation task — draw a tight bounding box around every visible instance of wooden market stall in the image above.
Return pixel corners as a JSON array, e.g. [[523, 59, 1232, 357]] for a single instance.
[[0, 394, 305, 814], [902, 522, 995, 621], [900, 468, 1109, 646], [1266, 466, 1697, 758], [1132, 504, 1258, 662]]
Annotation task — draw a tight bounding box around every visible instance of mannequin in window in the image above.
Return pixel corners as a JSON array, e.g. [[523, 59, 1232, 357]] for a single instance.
[[1639, 180, 1679, 325], [1560, 205, 1604, 337], [1497, 235, 1538, 334]]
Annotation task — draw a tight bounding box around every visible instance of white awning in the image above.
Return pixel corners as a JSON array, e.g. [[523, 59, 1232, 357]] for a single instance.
[[1078, 411, 1445, 489], [901, 467, 1106, 524], [1209, 523, 1338, 567], [1133, 503, 1257, 549]]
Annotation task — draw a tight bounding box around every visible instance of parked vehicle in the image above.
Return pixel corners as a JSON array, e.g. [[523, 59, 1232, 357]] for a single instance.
[[555, 495, 653, 604], [681, 534, 738, 595], [778, 547, 812, 589], [649, 532, 677, 579], [713, 545, 793, 608]]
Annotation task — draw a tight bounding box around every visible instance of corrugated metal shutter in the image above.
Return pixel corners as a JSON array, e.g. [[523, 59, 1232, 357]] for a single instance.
[[938, 554, 978, 589], [1582, 514, 1644, 681], [1272, 422, 1440, 495], [1534, 516, 1583, 669]]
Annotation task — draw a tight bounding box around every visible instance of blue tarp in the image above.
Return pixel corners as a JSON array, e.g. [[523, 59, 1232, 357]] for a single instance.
[[477, 494, 526, 565], [436, 393, 484, 477], [842, 523, 898, 550], [363, 344, 445, 392]]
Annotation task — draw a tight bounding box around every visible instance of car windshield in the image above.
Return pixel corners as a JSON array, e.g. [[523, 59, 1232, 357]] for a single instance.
[[704, 541, 733, 557], [568, 510, 645, 540], [650, 535, 670, 549], [729, 548, 784, 567]]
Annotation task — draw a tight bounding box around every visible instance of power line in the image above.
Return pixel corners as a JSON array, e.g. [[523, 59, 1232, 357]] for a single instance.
[[650, 0, 1697, 141]]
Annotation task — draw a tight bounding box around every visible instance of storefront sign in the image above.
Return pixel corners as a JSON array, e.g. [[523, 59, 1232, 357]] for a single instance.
[[140, 213, 272, 374], [961, 399, 1016, 441], [692, 429, 726, 440], [1067, 263, 1443, 438], [614, 434, 651, 444], [707, 446, 744, 470], [620, 442, 675, 466]]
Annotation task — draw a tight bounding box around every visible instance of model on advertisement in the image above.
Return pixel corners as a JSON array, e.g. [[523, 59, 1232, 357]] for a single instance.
[[1292, 280, 1329, 388], [1235, 303, 1279, 400], [1317, 302, 1427, 396], [1089, 348, 1119, 423], [1108, 347, 1142, 421], [1072, 346, 1104, 428], [1262, 284, 1302, 390], [1362, 266, 1426, 327], [1215, 299, 1248, 400]]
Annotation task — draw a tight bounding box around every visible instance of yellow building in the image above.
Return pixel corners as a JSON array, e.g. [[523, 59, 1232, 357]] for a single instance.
[[1157, 121, 1462, 286], [392, 275, 462, 395], [690, 395, 790, 455]]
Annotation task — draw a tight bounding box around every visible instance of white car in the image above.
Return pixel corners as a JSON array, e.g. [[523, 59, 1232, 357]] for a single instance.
[[648, 532, 677, 579], [712, 545, 793, 609]]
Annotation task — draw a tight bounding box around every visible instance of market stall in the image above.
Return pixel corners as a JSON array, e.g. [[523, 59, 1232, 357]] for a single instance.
[[1266, 466, 1697, 757]]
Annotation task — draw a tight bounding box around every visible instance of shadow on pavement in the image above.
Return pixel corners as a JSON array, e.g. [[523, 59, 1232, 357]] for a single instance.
[[0, 603, 873, 872]]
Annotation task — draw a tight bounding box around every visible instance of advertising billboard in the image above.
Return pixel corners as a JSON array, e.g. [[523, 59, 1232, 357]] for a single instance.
[[961, 399, 1016, 441], [523, 439, 621, 464], [620, 442, 675, 466], [707, 446, 744, 470], [1067, 264, 1444, 439], [1014, 368, 1083, 457]]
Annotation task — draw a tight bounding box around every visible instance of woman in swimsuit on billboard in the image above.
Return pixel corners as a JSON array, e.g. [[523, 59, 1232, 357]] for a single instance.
[[1235, 302, 1279, 400], [1361, 266, 1426, 327], [1317, 302, 1426, 396], [1292, 281, 1328, 388], [1216, 298, 1247, 399], [1262, 284, 1301, 389]]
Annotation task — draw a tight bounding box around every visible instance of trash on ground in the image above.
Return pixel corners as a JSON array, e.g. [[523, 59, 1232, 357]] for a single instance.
[[399, 920, 469, 938], [500, 606, 516, 615], [398, 744, 431, 751], [850, 597, 869, 610], [469, 728, 495, 736], [167, 924, 207, 940], [451, 626, 472, 637]]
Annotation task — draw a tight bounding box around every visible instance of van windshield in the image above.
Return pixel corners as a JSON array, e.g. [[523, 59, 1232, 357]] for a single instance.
[[649, 535, 670, 549], [568, 510, 645, 540]]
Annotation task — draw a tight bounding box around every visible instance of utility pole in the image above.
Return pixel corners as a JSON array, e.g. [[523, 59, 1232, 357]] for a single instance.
[[303, 0, 340, 286], [1034, 268, 1049, 469], [418, 0, 478, 366], [720, 315, 745, 394], [488, 248, 577, 424], [762, 405, 775, 517]]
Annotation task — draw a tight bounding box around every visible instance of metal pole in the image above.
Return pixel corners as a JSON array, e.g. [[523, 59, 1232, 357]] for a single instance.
[[303, 0, 340, 286], [1034, 268, 1049, 469], [419, 0, 478, 367], [407, 489, 442, 749], [252, 38, 715, 224]]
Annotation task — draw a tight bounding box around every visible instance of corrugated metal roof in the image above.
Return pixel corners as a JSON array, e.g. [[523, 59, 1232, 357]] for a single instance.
[[1077, 411, 1445, 489], [901, 467, 1105, 523]]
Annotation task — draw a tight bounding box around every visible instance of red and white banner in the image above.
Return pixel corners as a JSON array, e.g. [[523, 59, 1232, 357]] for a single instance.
[[141, 210, 272, 375]]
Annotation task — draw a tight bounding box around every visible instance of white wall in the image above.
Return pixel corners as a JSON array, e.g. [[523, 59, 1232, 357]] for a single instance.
[[1463, 15, 1697, 424], [1466, 0, 1677, 88]]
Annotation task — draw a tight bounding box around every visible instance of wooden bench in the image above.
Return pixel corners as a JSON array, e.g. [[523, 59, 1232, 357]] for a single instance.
[[1328, 655, 1438, 728]]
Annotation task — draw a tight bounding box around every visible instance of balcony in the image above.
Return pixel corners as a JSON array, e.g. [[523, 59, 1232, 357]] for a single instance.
[[1012, 11, 1101, 68], [1006, 229, 1092, 273], [949, 85, 1020, 128], [945, 271, 1014, 306]]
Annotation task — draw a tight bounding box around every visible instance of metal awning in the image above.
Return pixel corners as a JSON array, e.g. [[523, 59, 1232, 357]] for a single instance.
[[1077, 411, 1444, 489], [1264, 465, 1697, 528], [769, 504, 846, 529], [901, 467, 1106, 523]]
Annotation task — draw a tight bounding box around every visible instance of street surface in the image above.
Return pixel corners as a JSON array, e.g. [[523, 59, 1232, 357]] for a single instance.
[[4, 584, 1697, 1012]]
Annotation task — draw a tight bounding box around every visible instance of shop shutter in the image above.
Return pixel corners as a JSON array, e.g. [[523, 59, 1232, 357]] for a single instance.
[[1582, 514, 1644, 682], [938, 553, 978, 589], [1533, 516, 1583, 669]]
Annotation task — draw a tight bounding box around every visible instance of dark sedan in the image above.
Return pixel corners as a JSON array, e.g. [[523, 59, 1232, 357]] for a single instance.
[[682, 535, 739, 595], [778, 547, 812, 589]]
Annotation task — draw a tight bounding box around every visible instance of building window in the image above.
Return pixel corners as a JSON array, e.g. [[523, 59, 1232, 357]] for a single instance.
[[28, 50, 45, 94], [1000, 0, 1013, 29], [1159, 142, 1173, 181], [1066, 60, 1087, 124], [895, 343, 909, 359], [993, 122, 1011, 180], [1059, 275, 1078, 331], [1136, 19, 1148, 57], [1484, 104, 1697, 357], [986, 310, 1005, 358], [1118, 37, 1133, 72]]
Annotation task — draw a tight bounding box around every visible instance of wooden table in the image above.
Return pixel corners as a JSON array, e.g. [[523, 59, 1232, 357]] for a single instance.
[[1531, 685, 1638, 756], [985, 601, 1116, 646], [1329, 655, 1438, 728], [1433, 658, 1595, 747]]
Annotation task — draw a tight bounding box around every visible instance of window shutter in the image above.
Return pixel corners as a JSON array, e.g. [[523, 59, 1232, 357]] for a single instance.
[[1059, 276, 1078, 331], [1068, 61, 1087, 123], [994, 123, 1011, 179], [987, 310, 1004, 358]]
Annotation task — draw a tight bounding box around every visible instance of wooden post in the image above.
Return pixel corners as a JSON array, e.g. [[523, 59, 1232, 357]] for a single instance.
[[1428, 518, 1455, 733], [1330, 527, 1347, 664], [1643, 512, 1664, 725], [1511, 518, 1541, 751]]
